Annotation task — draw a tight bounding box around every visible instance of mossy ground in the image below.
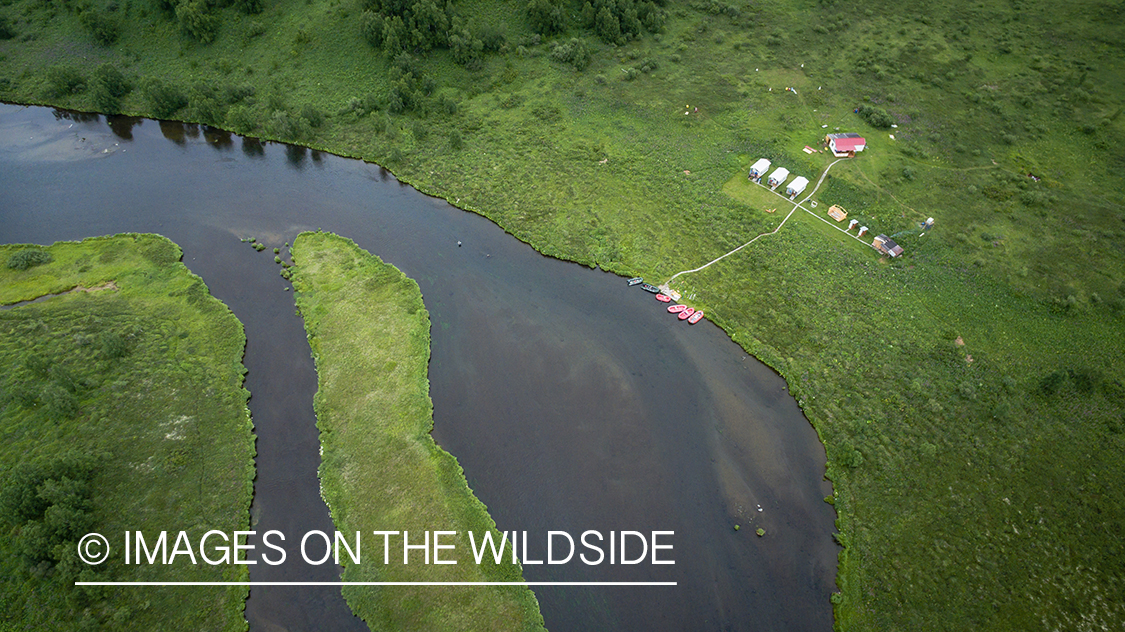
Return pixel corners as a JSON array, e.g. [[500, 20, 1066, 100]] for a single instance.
[[1, 0, 1123, 628], [290, 231, 545, 632], [0, 235, 255, 631]]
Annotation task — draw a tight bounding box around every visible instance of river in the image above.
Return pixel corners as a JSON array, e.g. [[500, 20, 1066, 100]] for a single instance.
[[0, 104, 837, 632]]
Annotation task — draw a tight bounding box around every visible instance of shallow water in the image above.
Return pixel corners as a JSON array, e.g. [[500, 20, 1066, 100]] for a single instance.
[[0, 104, 837, 632]]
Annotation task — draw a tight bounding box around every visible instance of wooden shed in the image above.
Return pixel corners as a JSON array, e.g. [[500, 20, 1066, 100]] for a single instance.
[[873, 234, 904, 257]]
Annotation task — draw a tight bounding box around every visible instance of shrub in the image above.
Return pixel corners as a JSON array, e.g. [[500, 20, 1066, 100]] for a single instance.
[[0, 15, 16, 40], [143, 79, 188, 118], [6, 248, 53, 270], [449, 26, 484, 69], [91, 64, 130, 113], [44, 67, 86, 98], [361, 10, 384, 48], [857, 104, 894, 129], [526, 0, 566, 36], [79, 9, 119, 45], [299, 104, 325, 128], [448, 129, 463, 150], [236, 0, 263, 15], [549, 38, 592, 70], [175, 0, 219, 43], [479, 23, 506, 51]]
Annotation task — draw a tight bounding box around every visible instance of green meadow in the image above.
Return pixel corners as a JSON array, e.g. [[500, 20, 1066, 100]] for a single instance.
[[0, 235, 255, 631], [1, 0, 1123, 628], [290, 231, 545, 632]]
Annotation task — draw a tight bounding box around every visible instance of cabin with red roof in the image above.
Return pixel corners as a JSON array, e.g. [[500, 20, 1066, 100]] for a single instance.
[[826, 133, 866, 157]]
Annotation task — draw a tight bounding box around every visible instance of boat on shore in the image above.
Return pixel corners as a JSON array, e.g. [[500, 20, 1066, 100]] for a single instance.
[[641, 283, 660, 293], [688, 311, 704, 324], [655, 293, 672, 303], [678, 307, 695, 321], [627, 277, 643, 286], [668, 304, 686, 313]]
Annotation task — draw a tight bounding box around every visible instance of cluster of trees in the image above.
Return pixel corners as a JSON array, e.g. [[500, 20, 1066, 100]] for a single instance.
[[857, 104, 894, 129], [527, 0, 665, 44], [154, 0, 263, 44], [0, 452, 101, 581], [360, 0, 506, 70]]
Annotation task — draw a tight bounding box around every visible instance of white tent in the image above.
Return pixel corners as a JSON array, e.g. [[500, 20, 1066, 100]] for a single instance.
[[767, 167, 789, 188], [786, 176, 809, 197], [749, 158, 771, 179]]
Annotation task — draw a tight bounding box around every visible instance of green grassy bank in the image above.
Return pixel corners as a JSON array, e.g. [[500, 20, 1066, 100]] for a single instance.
[[1, 0, 1123, 628], [290, 231, 545, 632], [0, 235, 255, 631]]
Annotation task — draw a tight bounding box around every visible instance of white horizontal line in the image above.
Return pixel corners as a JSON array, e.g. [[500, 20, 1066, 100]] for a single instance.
[[76, 581, 676, 586]]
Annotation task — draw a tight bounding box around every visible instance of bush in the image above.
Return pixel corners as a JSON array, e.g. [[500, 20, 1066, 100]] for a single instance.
[[235, 0, 263, 15], [44, 67, 86, 98], [299, 104, 325, 128], [361, 10, 384, 48], [175, 0, 219, 43], [0, 15, 16, 40], [449, 26, 484, 69], [549, 38, 592, 70], [6, 248, 53, 270], [448, 129, 463, 150], [857, 104, 894, 129], [143, 79, 188, 118], [91, 64, 131, 113], [79, 9, 119, 45], [527, 0, 566, 36]]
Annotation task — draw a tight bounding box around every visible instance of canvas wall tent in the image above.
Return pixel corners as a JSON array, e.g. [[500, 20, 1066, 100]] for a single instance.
[[767, 167, 790, 188], [786, 176, 809, 197], [749, 158, 771, 179]]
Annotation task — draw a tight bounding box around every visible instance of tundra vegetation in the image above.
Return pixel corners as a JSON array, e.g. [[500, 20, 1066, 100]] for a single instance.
[[0, 0, 1123, 629], [290, 231, 546, 632], [0, 235, 255, 631]]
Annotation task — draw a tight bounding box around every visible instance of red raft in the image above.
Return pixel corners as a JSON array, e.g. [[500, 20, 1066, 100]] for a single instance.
[[655, 293, 672, 303], [678, 307, 695, 321], [667, 304, 686, 313], [688, 310, 704, 324]]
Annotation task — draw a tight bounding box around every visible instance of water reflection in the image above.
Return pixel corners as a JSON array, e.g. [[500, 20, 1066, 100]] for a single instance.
[[106, 115, 142, 141], [203, 126, 234, 150], [285, 144, 306, 168], [241, 137, 265, 158], [159, 120, 187, 145]]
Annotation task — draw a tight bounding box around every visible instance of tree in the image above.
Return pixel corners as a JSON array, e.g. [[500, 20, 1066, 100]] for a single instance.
[[527, 0, 566, 36], [175, 0, 219, 44]]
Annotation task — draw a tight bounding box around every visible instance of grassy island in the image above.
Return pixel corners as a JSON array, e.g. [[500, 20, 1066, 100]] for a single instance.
[[290, 231, 545, 632], [0, 235, 255, 631], [1, 0, 1123, 628]]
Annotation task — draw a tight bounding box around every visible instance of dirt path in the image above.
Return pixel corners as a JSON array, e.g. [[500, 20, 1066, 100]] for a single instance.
[[663, 158, 849, 288]]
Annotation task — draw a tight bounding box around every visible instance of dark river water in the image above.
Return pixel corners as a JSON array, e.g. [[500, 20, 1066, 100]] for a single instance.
[[0, 104, 837, 632]]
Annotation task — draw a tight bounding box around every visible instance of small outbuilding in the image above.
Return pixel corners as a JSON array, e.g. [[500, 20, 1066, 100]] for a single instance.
[[767, 167, 790, 189], [828, 205, 848, 222], [749, 158, 771, 180], [826, 133, 866, 157], [786, 176, 809, 198], [873, 234, 904, 257]]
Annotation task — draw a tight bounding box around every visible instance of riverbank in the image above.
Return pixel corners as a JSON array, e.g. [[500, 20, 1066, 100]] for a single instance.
[[290, 231, 546, 631], [0, 235, 255, 631], [2, 0, 1123, 627]]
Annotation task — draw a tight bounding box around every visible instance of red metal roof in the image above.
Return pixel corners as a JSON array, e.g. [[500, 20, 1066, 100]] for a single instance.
[[833, 137, 866, 151]]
